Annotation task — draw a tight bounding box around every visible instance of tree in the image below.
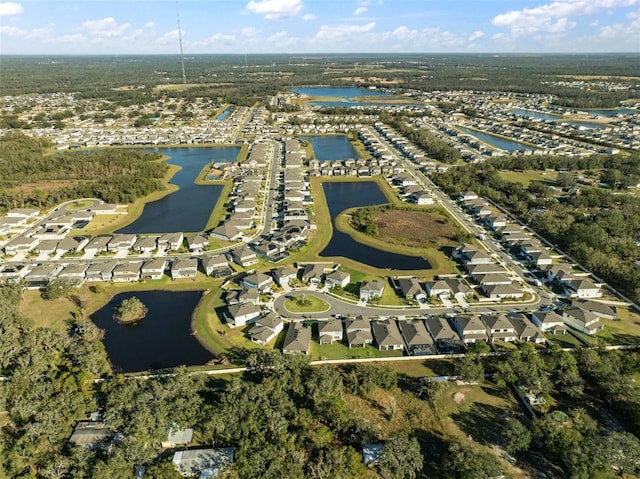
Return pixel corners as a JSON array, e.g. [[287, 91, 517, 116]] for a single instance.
[[454, 355, 485, 383], [442, 440, 506, 479], [41, 278, 75, 301], [501, 419, 531, 453], [599, 432, 640, 476], [113, 296, 148, 323], [378, 433, 424, 479]]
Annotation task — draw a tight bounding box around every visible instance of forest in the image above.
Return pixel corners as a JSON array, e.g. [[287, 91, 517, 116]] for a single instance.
[[0, 132, 168, 213], [1, 54, 638, 108], [430, 152, 640, 303]]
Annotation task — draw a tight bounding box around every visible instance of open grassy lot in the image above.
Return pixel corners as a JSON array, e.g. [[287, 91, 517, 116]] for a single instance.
[[593, 306, 640, 346], [497, 169, 558, 187]]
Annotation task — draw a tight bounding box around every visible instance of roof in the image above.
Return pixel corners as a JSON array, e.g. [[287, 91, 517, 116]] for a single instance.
[[282, 322, 312, 353], [481, 313, 514, 332], [372, 319, 404, 347], [425, 317, 460, 341], [172, 447, 234, 478], [455, 315, 487, 334], [69, 421, 111, 448], [398, 277, 426, 298], [345, 315, 370, 332], [318, 319, 343, 335], [166, 425, 194, 445], [360, 279, 385, 293], [398, 320, 433, 346]]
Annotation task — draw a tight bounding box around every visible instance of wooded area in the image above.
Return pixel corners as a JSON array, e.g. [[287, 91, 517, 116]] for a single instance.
[[0, 132, 168, 212]]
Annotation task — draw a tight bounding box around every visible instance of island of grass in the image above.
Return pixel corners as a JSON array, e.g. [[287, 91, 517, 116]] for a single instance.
[[348, 204, 473, 248], [284, 294, 330, 313], [113, 296, 148, 323]]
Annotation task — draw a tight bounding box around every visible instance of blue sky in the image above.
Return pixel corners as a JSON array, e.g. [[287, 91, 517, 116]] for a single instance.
[[1, 0, 639, 54]]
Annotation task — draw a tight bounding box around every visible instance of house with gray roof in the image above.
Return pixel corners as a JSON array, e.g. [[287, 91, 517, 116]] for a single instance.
[[359, 279, 385, 301], [481, 314, 518, 342], [509, 313, 545, 343], [282, 322, 312, 355], [248, 312, 284, 346], [317, 319, 344, 345], [562, 306, 604, 335], [398, 278, 427, 302], [398, 320, 436, 355], [201, 254, 230, 277], [226, 302, 261, 328], [452, 315, 489, 344], [172, 447, 234, 478], [140, 258, 167, 280], [186, 234, 209, 253], [345, 316, 373, 348], [107, 234, 137, 252], [133, 236, 158, 254], [272, 266, 297, 287], [57, 263, 89, 284], [531, 310, 567, 334], [324, 270, 351, 289], [85, 261, 118, 282], [69, 421, 112, 451], [171, 258, 198, 279], [372, 319, 404, 351], [424, 317, 464, 353], [158, 232, 184, 251], [84, 236, 111, 256], [230, 245, 258, 267], [112, 262, 142, 282], [242, 271, 274, 292]]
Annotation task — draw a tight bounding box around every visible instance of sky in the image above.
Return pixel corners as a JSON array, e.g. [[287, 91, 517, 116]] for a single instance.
[[0, 0, 639, 55]]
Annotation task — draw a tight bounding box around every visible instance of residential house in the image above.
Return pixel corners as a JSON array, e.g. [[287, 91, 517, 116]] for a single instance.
[[112, 262, 142, 282], [57, 236, 89, 254], [140, 258, 167, 280], [85, 261, 118, 282], [509, 313, 546, 343], [409, 191, 434, 205], [424, 317, 465, 353], [107, 234, 137, 253], [24, 264, 63, 288], [133, 236, 158, 254], [69, 421, 112, 451], [230, 245, 258, 267], [300, 263, 325, 285], [398, 278, 427, 303], [248, 312, 284, 345], [425, 279, 452, 298], [6, 207, 39, 219], [482, 283, 524, 300], [317, 319, 344, 345], [0, 263, 30, 283], [571, 299, 616, 320], [201, 254, 230, 277], [481, 314, 518, 342], [531, 310, 567, 334], [161, 425, 194, 448], [225, 302, 260, 328], [359, 279, 385, 302], [282, 322, 312, 355], [466, 263, 506, 276], [324, 270, 351, 289], [372, 319, 404, 351], [3, 236, 39, 256], [83, 236, 111, 256], [158, 232, 184, 252], [186, 234, 209, 253], [36, 239, 59, 256], [398, 320, 436, 355], [477, 274, 513, 287], [458, 191, 478, 201], [210, 222, 243, 242], [345, 316, 373, 348], [566, 278, 602, 298], [172, 447, 234, 478], [242, 271, 274, 292], [562, 306, 604, 335], [452, 315, 489, 344], [57, 263, 89, 285], [271, 266, 297, 287], [171, 258, 198, 279], [252, 242, 285, 261]]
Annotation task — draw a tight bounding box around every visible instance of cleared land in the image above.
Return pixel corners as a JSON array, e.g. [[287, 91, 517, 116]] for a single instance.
[[371, 208, 463, 249]]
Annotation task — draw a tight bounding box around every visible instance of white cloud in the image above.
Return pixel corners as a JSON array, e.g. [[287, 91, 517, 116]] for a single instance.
[[0, 24, 26, 36], [241, 27, 258, 36], [81, 17, 131, 38], [302, 13, 316, 20], [493, 0, 639, 36], [145, 22, 155, 28], [354, 6, 368, 15], [0, 2, 23, 17], [315, 21, 376, 40], [245, 0, 303, 19], [469, 31, 485, 41]]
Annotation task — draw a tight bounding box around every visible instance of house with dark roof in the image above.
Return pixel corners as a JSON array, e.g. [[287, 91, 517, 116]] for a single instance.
[[397, 278, 427, 302], [571, 299, 616, 320], [282, 322, 312, 354], [272, 266, 297, 287], [531, 310, 567, 334], [424, 317, 465, 353], [562, 306, 604, 335], [452, 315, 489, 344], [226, 302, 260, 328], [172, 447, 234, 478], [509, 313, 545, 343], [372, 319, 404, 351], [398, 320, 436, 355], [300, 263, 325, 285], [69, 421, 112, 450], [481, 314, 517, 342], [345, 316, 373, 348]]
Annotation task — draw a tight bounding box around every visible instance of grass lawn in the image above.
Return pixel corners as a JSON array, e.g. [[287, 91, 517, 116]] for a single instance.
[[547, 332, 587, 348], [284, 294, 331, 313], [20, 289, 78, 330], [498, 170, 558, 187], [593, 307, 640, 346]]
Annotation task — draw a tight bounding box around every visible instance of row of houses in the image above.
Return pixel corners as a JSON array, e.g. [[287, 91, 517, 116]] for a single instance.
[[0, 254, 231, 288]]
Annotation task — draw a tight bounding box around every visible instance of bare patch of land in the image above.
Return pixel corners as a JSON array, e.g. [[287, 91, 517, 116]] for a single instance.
[[372, 208, 463, 248]]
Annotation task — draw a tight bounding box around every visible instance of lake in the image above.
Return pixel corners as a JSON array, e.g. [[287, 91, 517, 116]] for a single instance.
[[300, 135, 359, 161], [291, 86, 400, 107], [91, 290, 213, 373], [510, 109, 560, 121], [216, 106, 233, 121], [320, 181, 431, 270], [460, 127, 536, 152], [116, 146, 240, 234]]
